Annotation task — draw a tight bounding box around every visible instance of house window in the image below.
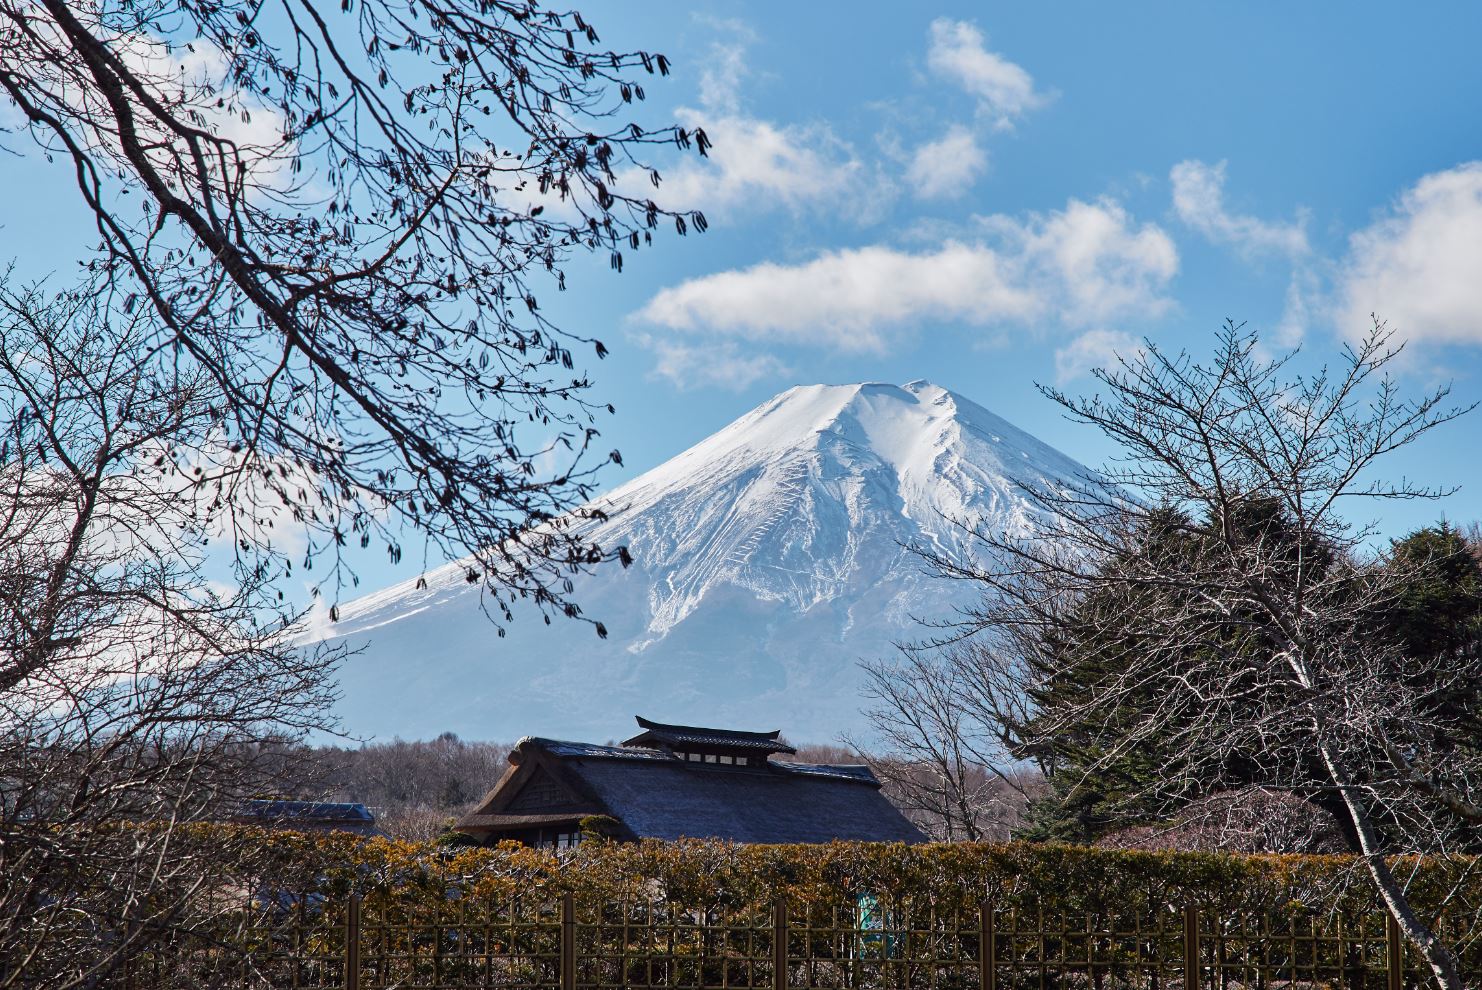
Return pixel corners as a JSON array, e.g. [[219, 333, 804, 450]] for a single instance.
[[536, 830, 581, 849], [681, 751, 752, 765]]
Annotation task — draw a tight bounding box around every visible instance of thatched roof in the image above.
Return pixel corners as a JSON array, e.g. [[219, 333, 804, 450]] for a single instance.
[[231, 800, 383, 837], [456, 728, 925, 845]]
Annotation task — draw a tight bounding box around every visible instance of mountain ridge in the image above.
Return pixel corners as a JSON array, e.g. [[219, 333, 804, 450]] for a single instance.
[[307, 381, 1090, 742]]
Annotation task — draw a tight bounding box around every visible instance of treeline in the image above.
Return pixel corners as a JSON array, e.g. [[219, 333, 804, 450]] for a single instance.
[[287, 734, 512, 840]]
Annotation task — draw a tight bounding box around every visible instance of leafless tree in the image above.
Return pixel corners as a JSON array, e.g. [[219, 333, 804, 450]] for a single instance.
[[0, 283, 344, 989], [0, 0, 709, 626], [0, 4, 719, 983], [1097, 786, 1348, 854], [852, 645, 1042, 841], [916, 321, 1481, 989], [298, 732, 511, 838]]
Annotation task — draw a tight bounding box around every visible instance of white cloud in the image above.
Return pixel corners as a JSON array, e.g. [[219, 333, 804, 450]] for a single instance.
[[1055, 329, 1141, 384], [926, 19, 1048, 129], [634, 197, 1177, 351], [638, 242, 1032, 352], [633, 31, 883, 220], [652, 112, 875, 217], [637, 334, 792, 391], [693, 23, 756, 115], [1274, 269, 1318, 347], [906, 125, 988, 200], [1335, 162, 1482, 345], [1170, 159, 1308, 257], [990, 198, 1179, 326]]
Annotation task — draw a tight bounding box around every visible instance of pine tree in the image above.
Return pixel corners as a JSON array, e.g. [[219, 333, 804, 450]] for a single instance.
[[1019, 519, 1482, 846]]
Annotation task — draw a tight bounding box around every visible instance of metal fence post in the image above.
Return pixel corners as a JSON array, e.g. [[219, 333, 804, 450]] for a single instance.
[[345, 893, 361, 990], [1183, 906, 1199, 990], [561, 893, 577, 990], [1386, 914, 1403, 990], [774, 899, 789, 990], [979, 899, 996, 990]]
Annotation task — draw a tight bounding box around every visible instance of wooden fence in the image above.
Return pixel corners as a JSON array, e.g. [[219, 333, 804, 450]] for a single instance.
[[100, 889, 1470, 990]]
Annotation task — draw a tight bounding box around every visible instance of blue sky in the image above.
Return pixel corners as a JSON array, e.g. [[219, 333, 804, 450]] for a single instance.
[[5, 2, 1482, 595], [567, 2, 1482, 537]]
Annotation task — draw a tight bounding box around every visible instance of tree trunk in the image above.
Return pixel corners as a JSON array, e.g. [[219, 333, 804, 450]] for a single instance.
[[1319, 744, 1462, 990]]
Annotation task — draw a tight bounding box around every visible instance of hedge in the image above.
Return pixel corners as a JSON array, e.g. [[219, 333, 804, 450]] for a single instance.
[[191, 824, 1482, 925]]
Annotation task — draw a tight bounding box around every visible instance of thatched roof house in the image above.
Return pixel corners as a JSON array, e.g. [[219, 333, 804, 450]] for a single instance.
[[231, 799, 384, 838], [455, 717, 925, 847]]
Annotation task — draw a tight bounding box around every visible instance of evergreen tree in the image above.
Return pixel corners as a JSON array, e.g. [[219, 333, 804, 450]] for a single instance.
[[1018, 513, 1482, 846], [1381, 524, 1482, 666], [1016, 503, 1292, 841]]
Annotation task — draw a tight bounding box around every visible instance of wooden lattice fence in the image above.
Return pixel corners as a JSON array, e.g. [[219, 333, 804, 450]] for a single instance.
[[87, 889, 1473, 990]]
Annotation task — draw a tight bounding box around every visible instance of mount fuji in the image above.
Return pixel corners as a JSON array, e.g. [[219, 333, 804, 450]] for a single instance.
[[306, 381, 1092, 743]]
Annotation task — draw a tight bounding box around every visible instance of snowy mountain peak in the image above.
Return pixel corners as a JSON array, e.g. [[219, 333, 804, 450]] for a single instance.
[[314, 382, 1092, 743], [592, 381, 1083, 537]]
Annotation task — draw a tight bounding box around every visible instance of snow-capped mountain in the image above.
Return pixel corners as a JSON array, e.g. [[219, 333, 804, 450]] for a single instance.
[[307, 381, 1091, 743]]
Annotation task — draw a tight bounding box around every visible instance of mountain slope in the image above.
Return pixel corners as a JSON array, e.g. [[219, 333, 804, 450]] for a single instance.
[[307, 381, 1091, 742]]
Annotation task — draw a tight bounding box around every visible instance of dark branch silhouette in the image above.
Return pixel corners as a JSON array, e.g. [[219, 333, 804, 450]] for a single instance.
[[0, 0, 711, 628]]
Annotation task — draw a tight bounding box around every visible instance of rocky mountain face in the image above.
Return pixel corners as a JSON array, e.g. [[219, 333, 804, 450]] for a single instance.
[[305, 381, 1091, 743]]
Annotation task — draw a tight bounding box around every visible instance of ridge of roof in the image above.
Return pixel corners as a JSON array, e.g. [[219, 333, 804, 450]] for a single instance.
[[237, 799, 376, 821], [771, 761, 879, 784], [518, 738, 878, 785], [516, 737, 670, 761], [622, 717, 797, 754], [633, 716, 782, 741]]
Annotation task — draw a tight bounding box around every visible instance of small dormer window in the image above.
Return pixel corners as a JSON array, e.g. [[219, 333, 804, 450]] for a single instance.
[[622, 717, 798, 771]]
